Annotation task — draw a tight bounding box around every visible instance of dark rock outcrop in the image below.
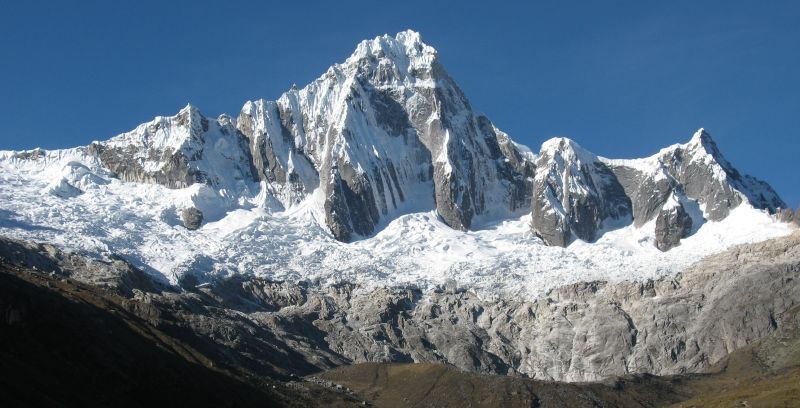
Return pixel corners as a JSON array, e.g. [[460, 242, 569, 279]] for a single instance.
[[181, 207, 204, 230], [654, 201, 693, 251], [531, 138, 631, 246], [0, 236, 159, 297], [0, 260, 363, 407]]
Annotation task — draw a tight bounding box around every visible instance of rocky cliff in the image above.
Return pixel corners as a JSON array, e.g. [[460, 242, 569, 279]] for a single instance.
[[532, 129, 786, 249], [3, 231, 798, 382], [77, 31, 533, 241]]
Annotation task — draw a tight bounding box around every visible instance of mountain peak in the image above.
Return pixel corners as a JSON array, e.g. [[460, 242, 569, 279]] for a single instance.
[[179, 103, 201, 116], [346, 30, 437, 76], [687, 128, 716, 152], [539, 137, 597, 165], [394, 29, 425, 49], [682, 128, 737, 174]]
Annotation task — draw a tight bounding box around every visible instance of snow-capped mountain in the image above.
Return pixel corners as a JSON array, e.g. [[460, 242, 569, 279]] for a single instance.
[[531, 137, 632, 247], [0, 30, 794, 295], [532, 129, 785, 250], [83, 30, 533, 242], [238, 30, 533, 241]]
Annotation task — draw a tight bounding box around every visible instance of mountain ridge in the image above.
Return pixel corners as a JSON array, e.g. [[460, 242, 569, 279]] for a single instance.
[[0, 30, 795, 294], [19, 31, 784, 245]]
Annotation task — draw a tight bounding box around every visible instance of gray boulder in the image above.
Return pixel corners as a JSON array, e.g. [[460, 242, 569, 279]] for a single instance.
[[181, 207, 203, 230]]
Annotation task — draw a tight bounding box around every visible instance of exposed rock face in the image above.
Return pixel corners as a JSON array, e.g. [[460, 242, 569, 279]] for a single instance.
[[72, 31, 532, 243], [181, 207, 203, 230], [236, 100, 319, 209], [612, 166, 678, 229], [777, 207, 800, 226], [654, 199, 693, 251], [531, 138, 631, 246], [3, 232, 797, 383], [236, 31, 532, 240], [87, 105, 258, 191], [531, 129, 785, 249], [268, 233, 800, 381], [609, 129, 784, 224], [0, 236, 159, 296]]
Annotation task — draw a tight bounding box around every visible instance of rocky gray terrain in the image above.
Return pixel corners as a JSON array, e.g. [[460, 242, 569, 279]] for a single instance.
[[2, 231, 798, 384], [3, 232, 800, 407]]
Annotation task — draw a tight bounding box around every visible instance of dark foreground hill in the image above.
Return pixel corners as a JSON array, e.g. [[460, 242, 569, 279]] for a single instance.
[[0, 263, 362, 407]]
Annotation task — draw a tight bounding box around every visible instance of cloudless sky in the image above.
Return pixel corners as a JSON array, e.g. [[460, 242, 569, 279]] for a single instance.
[[1, 0, 798, 205]]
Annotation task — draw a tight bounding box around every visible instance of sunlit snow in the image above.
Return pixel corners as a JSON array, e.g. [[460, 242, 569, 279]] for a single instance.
[[0, 146, 793, 299]]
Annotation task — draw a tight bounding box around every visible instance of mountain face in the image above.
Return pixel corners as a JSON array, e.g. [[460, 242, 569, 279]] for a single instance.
[[88, 106, 257, 192], [531, 138, 632, 247], [238, 31, 534, 241], [82, 31, 532, 242], [1, 30, 798, 403], [0, 27, 793, 297], [55, 30, 783, 249], [532, 129, 786, 250]]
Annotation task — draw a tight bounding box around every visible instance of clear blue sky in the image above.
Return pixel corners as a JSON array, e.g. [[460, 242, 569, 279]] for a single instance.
[[1, 1, 798, 206]]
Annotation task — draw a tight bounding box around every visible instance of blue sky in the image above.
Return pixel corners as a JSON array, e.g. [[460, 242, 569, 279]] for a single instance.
[[1, 1, 798, 205]]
